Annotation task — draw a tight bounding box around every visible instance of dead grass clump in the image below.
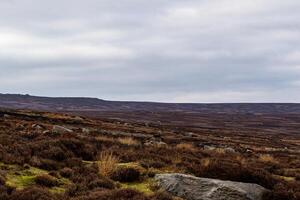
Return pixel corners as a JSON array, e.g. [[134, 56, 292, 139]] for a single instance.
[[214, 148, 226, 154], [176, 143, 197, 151], [171, 153, 182, 165], [98, 151, 119, 177], [235, 155, 248, 166], [201, 158, 211, 167], [118, 137, 139, 146], [259, 154, 277, 163], [96, 136, 115, 143]]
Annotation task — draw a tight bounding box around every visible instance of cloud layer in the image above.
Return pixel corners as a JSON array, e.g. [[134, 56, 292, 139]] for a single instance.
[[0, 0, 300, 102]]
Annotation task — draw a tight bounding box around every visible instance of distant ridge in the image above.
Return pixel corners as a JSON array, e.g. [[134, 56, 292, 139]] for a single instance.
[[1, 93, 300, 115]]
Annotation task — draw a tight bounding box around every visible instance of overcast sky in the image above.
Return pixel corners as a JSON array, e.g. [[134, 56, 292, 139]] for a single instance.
[[0, 0, 300, 103]]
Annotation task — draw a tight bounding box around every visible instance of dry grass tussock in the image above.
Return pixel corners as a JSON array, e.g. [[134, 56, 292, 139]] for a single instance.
[[118, 137, 139, 146], [98, 151, 119, 177], [96, 135, 115, 142], [201, 158, 211, 167], [175, 143, 197, 151], [259, 154, 277, 163]]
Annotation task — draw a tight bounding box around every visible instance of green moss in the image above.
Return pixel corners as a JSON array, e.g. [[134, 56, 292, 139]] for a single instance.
[[120, 178, 156, 195], [2, 163, 70, 194], [5, 166, 48, 189], [6, 174, 36, 189], [0, 162, 14, 170], [49, 186, 66, 194]]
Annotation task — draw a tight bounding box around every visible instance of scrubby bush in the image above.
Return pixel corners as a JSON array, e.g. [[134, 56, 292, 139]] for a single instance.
[[8, 187, 55, 200], [111, 167, 140, 182], [70, 188, 148, 200], [0, 175, 5, 185], [41, 147, 67, 162], [65, 158, 83, 168], [0, 187, 10, 200], [150, 191, 173, 200], [38, 159, 62, 171], [107, 189, 148, 200], [87, 177, 115, 190], [35, 175, 59, 187], [59, 167, 73, 178], [140, 159, 166, 169], [60, 138, 97, 161], [48, 171, 59, 178]]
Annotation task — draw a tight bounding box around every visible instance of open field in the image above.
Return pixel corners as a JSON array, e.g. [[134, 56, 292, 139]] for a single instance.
[[0, 107, 299, 200]]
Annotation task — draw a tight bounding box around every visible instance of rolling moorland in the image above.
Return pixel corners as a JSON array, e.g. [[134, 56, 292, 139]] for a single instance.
[[0, 94, 299, 200]]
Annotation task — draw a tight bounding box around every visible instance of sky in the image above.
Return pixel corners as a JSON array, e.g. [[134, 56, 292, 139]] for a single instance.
[[0, 0, 300, 103]]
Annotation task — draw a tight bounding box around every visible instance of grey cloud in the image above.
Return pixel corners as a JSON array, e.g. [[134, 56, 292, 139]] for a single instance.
[[0, 0, 300, 102]]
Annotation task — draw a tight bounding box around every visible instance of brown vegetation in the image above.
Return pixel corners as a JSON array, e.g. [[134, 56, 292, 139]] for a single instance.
[[0, 109, 299, 200]]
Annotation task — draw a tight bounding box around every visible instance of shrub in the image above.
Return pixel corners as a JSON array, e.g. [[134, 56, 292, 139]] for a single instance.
[[60, 138, 97, 161], [41, 147, 67, 161], [140, 159, 166, 169], [59, 167, 73, 178], [98, 151, 119, 177], [39, 159, 62, 171], [147, 169, 157, 178], [48, 171, 59, 178], [111, 167, 140, 182], [65, 158, 83, 168], [71, 188, 148, 200], [0, 186, 10, 200], [87, 177, 115, 189], [8, 187, 55, 200], [0, 175, 5, 185], [35, 174, 59, 187], [151, 191, 173, 200], [108, 189, 147, 200]]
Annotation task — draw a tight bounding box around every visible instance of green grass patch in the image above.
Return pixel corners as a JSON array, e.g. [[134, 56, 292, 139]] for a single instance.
[[5, 166, 48, 189], [1, 162, 70, 194], [49, 186, 66, 194], [6, 174, 36, 189], [120, 178, 156, 195]]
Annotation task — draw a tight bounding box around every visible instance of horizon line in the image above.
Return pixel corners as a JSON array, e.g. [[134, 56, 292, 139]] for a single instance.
[[1, 93, 300, 104]]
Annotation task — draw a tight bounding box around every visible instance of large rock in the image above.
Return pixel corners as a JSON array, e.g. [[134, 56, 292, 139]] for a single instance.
[[155, 173, 267, 200]]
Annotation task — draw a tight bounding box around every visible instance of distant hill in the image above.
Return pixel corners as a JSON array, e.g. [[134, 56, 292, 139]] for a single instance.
[[0, 93, 300, 115]]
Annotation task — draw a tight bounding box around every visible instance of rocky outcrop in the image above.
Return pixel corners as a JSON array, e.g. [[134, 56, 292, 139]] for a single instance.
[[52, 125, 73, 134], [144, 140, 167, 148], [155, 173, 267, 200]]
